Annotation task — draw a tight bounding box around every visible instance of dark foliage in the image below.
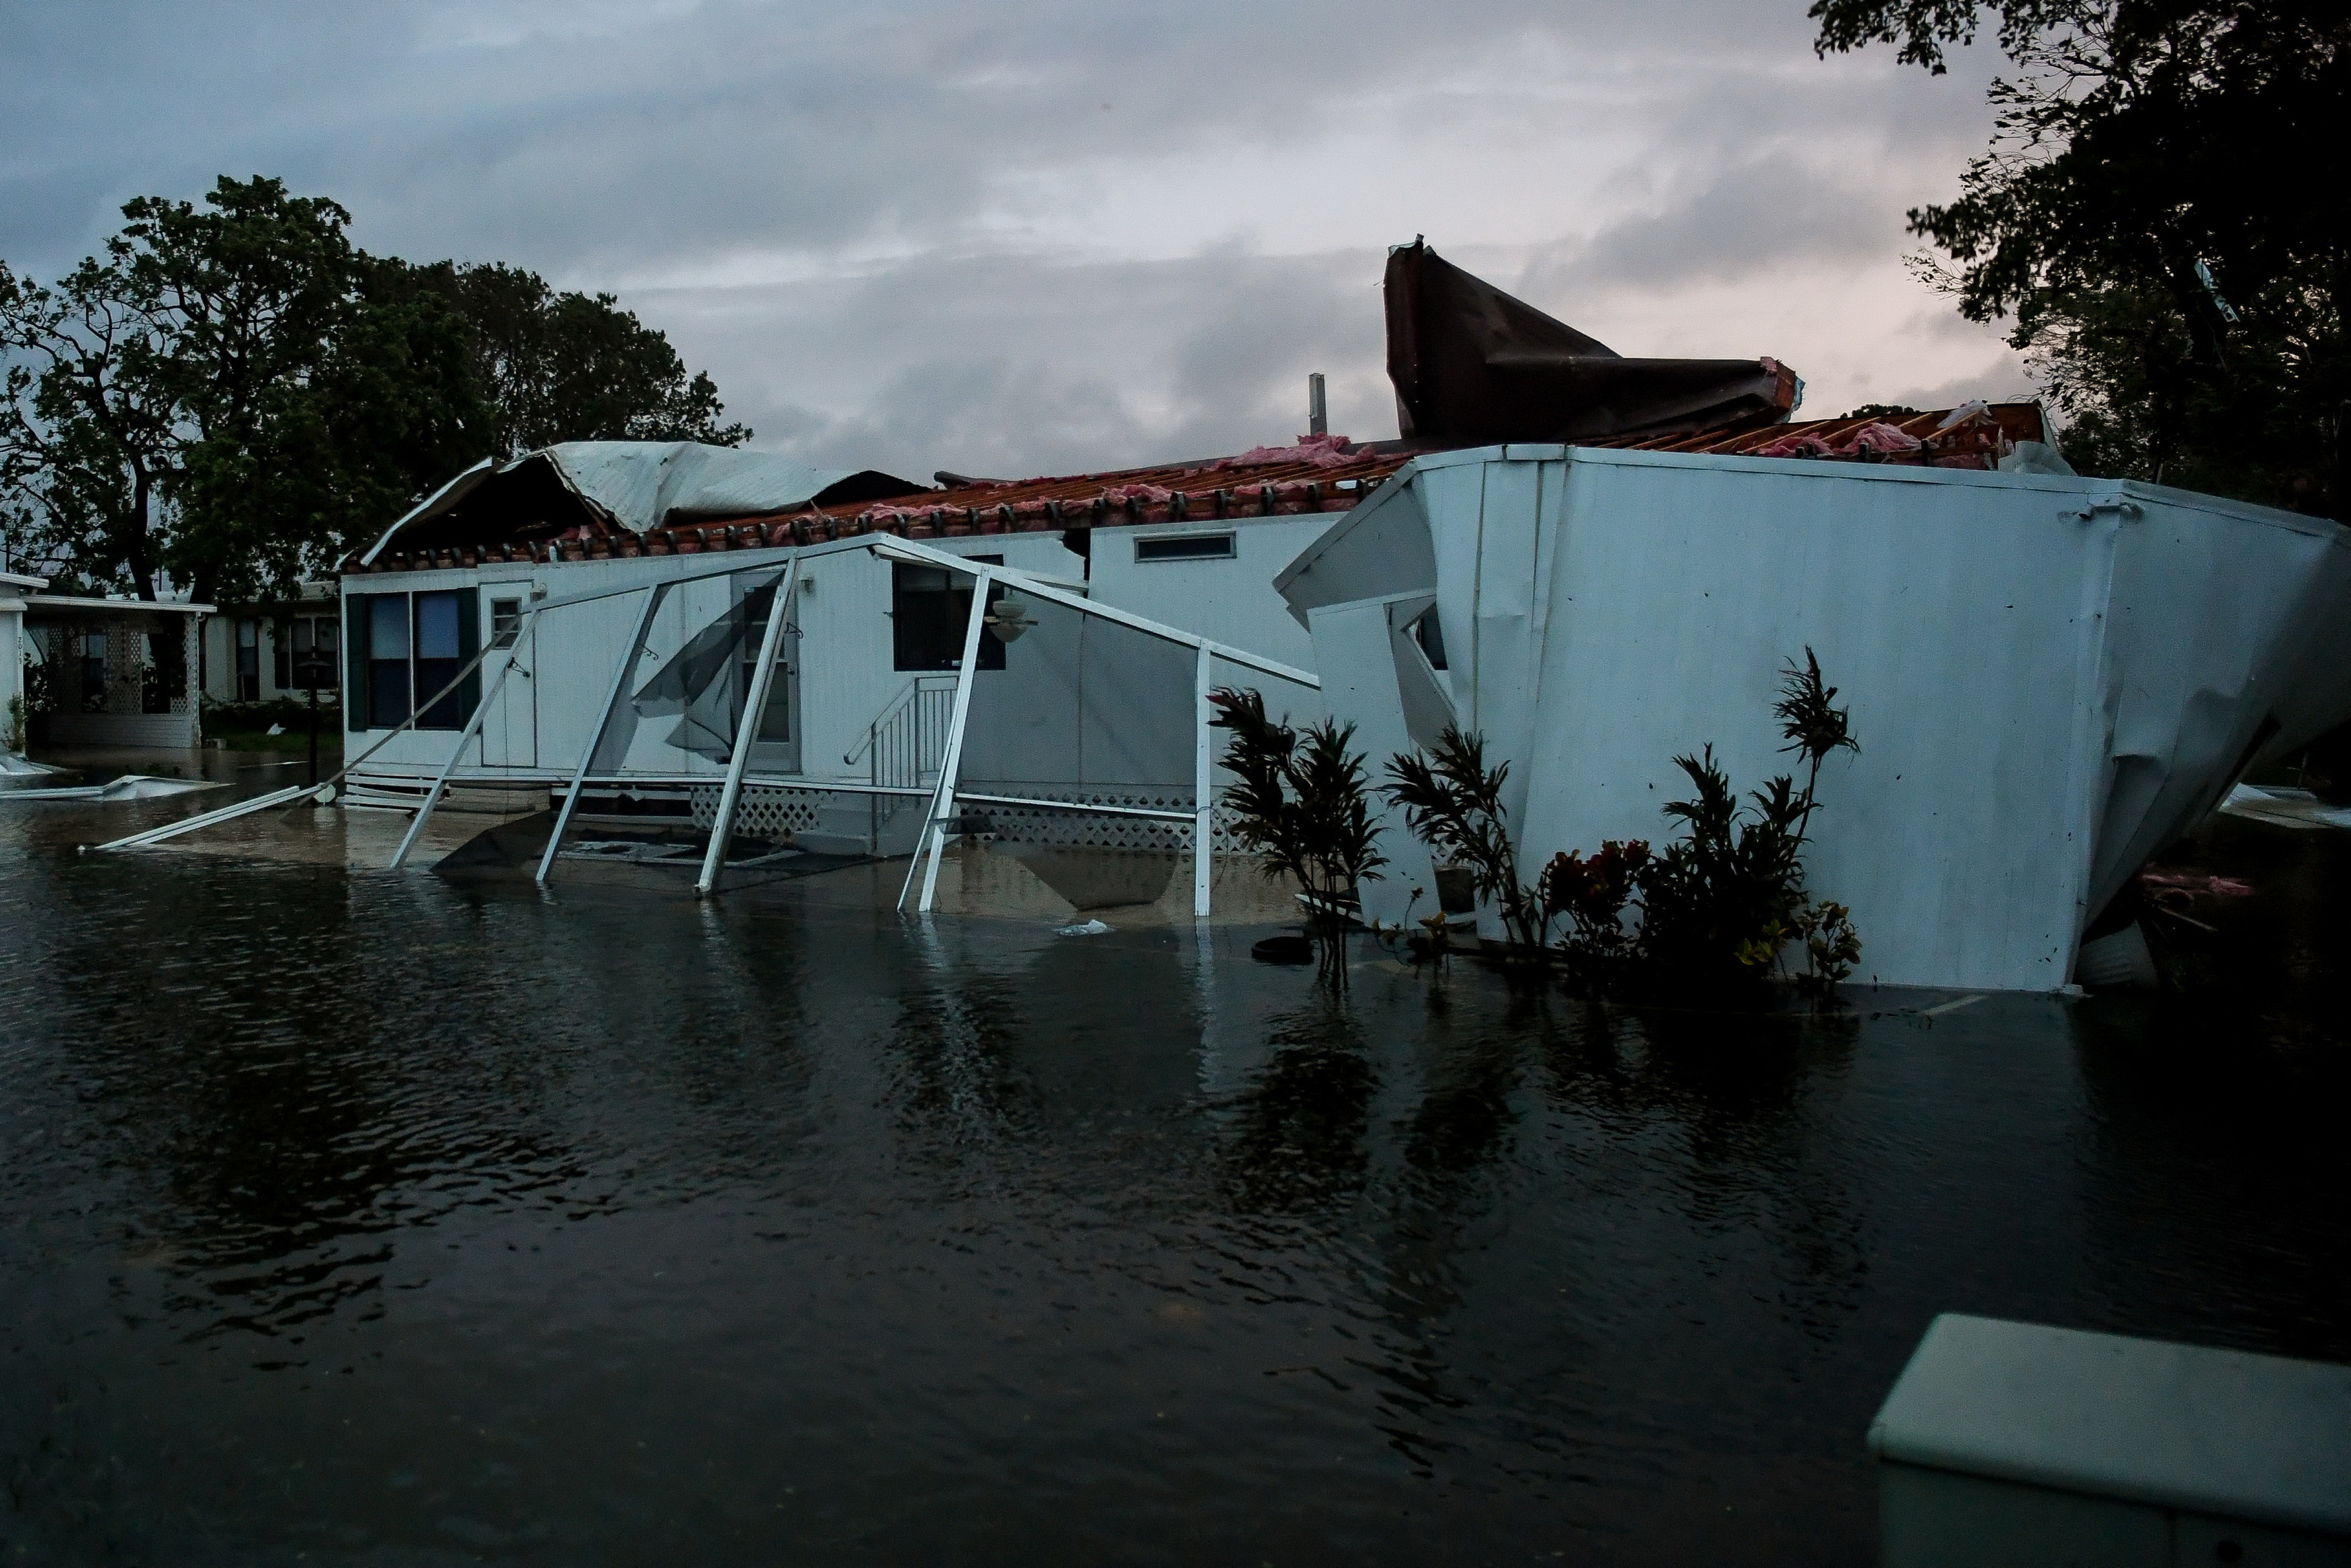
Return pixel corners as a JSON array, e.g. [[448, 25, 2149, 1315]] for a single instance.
[[1554, 649, 1864, 999], [1383, 725, 1548, 952], [1210, 687, 1385, 983], [386, 260, 750, 458], [1539, 839, 1650, 986], [1812, 1, 2350, 515], [2, 175, 749, 603]]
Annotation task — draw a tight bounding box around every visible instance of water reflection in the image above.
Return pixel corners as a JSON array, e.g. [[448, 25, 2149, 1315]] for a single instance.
[[1216, 1005, 1376, 1216], [1, 809, 2346, 1567]]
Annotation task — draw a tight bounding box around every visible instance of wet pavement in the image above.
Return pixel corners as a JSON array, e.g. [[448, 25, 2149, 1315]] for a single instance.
[[3, 751, 2346, 1565]]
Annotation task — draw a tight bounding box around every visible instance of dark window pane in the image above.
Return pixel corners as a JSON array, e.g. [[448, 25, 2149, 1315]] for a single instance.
[[369, 596, 410, 660], [413, 592, 468, 728], [490, 598, 521, 649], [236, 620, 261, 702], [1414, 608, 1449, 670], [1135, 533, 1235, 561], [414, 592, 461, 660], [369, 661, 410, 727], [891, 563, 1005, 672]]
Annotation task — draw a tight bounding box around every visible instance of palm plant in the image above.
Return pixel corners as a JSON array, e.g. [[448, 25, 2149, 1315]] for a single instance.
[[1382, 725, 1548, 952], [1552, 649, 1865, 999], [1210, 688, 1385, 983]]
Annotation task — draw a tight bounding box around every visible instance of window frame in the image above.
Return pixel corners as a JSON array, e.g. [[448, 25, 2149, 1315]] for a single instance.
[[346, 589, 478, 730], [890, 557, 1006, 674], [1133, 532, 1236, 563]]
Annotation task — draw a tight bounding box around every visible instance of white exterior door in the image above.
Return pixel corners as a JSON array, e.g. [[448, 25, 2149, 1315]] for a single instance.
[[480, 593, 537, 768]]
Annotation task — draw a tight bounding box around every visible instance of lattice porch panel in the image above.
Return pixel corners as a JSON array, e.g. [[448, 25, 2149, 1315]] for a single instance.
[[687, 785, 826, 838], [966, 790, 1246, 853]]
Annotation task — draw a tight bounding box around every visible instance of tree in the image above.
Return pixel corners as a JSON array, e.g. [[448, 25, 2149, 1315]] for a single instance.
[[1812, 1, 2349, 514], [3, 177, 750, 603], [1, 252, 179, 596], [0, 177, 476, 603], [391, 260, 750, 458]]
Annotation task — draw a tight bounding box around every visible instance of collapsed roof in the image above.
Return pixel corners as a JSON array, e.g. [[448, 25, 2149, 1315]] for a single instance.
[[356, 442, 921, 566], [1384, 238, 1800, 444], [347, 246, 2051, 576]]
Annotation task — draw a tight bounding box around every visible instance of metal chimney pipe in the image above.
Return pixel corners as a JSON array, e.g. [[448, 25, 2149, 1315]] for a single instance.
[[1308, 373, 1327, 438]]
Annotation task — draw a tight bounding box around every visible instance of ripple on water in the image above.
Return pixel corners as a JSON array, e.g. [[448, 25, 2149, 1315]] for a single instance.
[[0, 810, 2347, 1565]]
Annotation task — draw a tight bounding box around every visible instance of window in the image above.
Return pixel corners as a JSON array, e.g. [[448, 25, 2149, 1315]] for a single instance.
[[273, 616, 339, 690], [348, 590, 480, 730], [490, 598, 523, 649], [1135, 533, 1234, 562], [236, 618, 261, 702], [891, 559, 1006, 673]]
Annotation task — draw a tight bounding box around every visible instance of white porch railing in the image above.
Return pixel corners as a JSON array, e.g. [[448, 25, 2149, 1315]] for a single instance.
[[844, 674, 957, 790]]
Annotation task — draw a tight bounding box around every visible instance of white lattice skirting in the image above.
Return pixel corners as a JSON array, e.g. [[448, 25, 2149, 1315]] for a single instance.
[[686, 782, 1245, 853], [686, 785, 826, 839], [959, 788, 1245, 854]]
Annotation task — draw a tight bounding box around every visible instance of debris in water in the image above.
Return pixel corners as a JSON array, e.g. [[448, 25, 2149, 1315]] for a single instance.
[[2138, 870, 2254, 898], [2219, 784, 2351, 831]]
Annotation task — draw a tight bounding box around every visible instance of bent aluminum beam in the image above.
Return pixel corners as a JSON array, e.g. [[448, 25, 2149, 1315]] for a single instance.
[[696, 559, 797, 896], [537, 583, 668, 888], [85, 782, 318, 852], [89, 633, 516, 854], [951, 792, 1193, 821], [388, 610, 541, 872], [901, 567, 991, 914]]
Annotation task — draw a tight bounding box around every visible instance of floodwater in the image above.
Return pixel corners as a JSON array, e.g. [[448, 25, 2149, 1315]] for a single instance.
[[4, 758, 2348, 1566]]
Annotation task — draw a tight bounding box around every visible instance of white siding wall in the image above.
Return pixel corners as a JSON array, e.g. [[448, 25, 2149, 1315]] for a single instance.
[[1087, 516, 1333, 671]]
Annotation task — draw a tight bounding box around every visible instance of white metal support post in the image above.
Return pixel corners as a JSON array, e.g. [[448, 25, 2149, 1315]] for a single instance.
[[388, 610, 541, 871], [695, 559, 797, 896], [537, 582, 667, 888], [1194, 642, 1213, 919], [901, 567, 992, 913]]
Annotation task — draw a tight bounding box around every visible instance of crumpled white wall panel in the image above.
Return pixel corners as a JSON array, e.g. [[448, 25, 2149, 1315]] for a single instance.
[[1293, 445, 2351, 991]]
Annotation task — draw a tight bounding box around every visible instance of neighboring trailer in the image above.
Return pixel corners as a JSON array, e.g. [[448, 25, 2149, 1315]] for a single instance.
[[1281, 444, 2351, 992]]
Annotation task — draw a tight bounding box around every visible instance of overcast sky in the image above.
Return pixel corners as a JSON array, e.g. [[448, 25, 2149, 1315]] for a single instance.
[[1, 0, 2030, 482]]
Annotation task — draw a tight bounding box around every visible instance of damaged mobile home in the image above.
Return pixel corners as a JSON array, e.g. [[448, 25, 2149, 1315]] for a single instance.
[[107, 241, 2351, 994]]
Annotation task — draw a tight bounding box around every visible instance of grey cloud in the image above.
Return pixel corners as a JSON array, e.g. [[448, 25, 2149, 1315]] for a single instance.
[[652, 246, 1393, 478], [1, 0, 1945, 278], [1525, 156, 1900, 300], [0, 0, 2012, 483], [1857, 351, 2044, 418]]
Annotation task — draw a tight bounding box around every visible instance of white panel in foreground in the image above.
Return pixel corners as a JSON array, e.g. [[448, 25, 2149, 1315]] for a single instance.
[[1871, 1313, 2351, 1566]]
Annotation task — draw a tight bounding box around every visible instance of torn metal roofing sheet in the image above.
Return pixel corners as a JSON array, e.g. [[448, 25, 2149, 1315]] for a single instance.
[[1384, 239, 1801, 445], [355, 442, 923, 566]]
